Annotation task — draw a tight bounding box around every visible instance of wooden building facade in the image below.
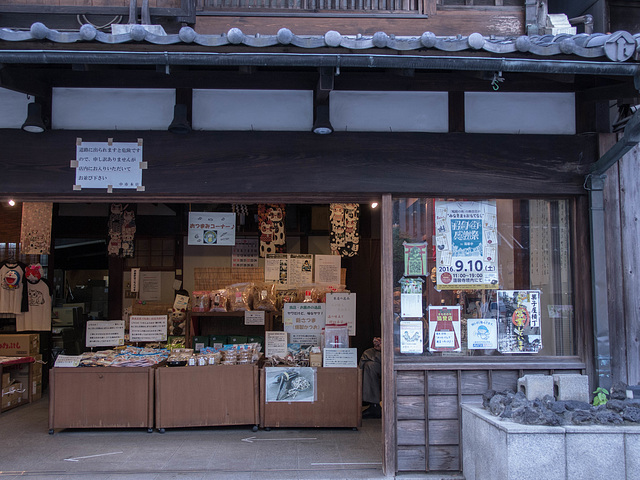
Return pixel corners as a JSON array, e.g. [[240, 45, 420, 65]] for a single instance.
[[1, 0, 640, 475]]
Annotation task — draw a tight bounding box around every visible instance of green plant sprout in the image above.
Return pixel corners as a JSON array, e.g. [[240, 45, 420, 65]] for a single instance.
[[593, 387, 609, 406]]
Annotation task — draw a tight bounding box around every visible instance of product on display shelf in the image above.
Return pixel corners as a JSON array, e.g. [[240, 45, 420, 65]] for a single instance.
[[251, 282, 277, 312], [76, 346, 169, 367], [191, 291, 210, 312], [228, 283, 253, 311], [208, 289, 229, 312], [167, 308, 187, 337]]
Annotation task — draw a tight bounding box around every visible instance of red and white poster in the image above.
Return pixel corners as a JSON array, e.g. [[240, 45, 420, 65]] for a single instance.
[[428, 305, 461, 352]]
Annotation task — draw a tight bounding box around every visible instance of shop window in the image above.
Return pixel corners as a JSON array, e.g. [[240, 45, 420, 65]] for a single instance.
[[392, 198, 575, 358]]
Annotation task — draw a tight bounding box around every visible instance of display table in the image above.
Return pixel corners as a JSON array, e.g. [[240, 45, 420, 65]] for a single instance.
[[155, 364, 260, 432], [260, 367, 362, 429], [48, 366, 154, 434]]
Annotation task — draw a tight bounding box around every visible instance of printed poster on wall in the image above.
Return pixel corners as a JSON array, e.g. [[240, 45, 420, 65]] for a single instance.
[[428, 306, 461, 352], [467, 318, 497, 350], [435, 201, 498, 290], [265, 367, 316, 402], [403, 242, 428, 276], [283, 303, 325, 345], [497, 290, 542, 354], [400, 320, 424, 354], [187, 212, 236, 246], [232, 238, 259, 268]]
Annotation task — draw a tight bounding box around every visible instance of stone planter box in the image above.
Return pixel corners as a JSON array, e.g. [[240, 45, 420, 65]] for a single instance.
[[462, 404, 640, 480]]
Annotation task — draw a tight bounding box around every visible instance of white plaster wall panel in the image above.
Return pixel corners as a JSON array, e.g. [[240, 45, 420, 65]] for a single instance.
[[192, 89, 313, 131], [0, 88, 32, 129], [330, 91, 449, 132], [465, 92, 576, 134], [52, 88, 175, 130]]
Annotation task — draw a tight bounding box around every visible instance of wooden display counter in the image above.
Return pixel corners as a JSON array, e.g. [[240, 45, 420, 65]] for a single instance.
[[48, 366, 154, 434], [260, 367, 362, 429], [155, 364, 260, 432]]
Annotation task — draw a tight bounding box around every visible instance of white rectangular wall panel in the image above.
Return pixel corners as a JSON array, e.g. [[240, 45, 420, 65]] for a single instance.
[[330, 91, 449, 132], [0, 88, 31, 129], [192, 89, 313, 131], [465, 92, 576, 134], [52, 88, 175, 130]]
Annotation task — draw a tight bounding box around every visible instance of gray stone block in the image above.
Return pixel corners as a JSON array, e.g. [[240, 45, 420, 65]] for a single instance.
[[518, 374, 554, 401], [565, 432, 625, 479], [553, 374, 590, 402]]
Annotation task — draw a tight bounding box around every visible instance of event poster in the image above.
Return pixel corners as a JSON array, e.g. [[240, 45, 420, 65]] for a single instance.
[[497, 290, 542, 354], [467, 318, 498, 350], [435, 201, 499, 290], [428, 306, 461, 352]]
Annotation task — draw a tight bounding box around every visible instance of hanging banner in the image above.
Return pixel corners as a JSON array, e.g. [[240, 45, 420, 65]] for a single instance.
[[435, 201, 499, 290], [467, 318, 498, 350], [403, 242, 428, 276], [20, 202, 52, 255], [497, 290, 542, 354], [428, 305, 461, 352], [188, 212, 236, 246]]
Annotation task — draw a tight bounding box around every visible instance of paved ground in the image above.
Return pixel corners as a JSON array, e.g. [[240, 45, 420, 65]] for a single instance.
[[0, 395, 463, 480]]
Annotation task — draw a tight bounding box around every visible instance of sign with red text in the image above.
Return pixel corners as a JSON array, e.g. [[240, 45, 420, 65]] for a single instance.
[[325, 292, 356, 336], [188, 212, 236, 246]]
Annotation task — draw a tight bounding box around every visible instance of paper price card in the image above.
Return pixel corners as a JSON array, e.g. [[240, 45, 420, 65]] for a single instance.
[[54, 355, 82, 368], [129, 315, 168, 342], [265, 331, 288, 358], [323, 348, 358, 368], [435, 200, 499, 290], [86, 320, 125, 347], [245, 310, 265, 326]]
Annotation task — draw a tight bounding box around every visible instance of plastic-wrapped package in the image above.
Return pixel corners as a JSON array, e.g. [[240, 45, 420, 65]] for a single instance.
[[228, 283, 253, 311], [192, 291, 211, 312], [297, 287, 318, 303], [252, 282, 277, 312], [276, 289, 298, 310], [209, 289, 229, 312], [315, 284, 348, 303], [324, 323, 349, 349]]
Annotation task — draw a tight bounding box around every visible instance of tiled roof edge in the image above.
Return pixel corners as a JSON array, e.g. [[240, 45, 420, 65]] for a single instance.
[[0, 23, 637, 63]]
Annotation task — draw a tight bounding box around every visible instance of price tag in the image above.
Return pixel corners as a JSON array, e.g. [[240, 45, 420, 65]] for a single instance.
[[54, 355, 82, 368], [245, 311, 265, 326]]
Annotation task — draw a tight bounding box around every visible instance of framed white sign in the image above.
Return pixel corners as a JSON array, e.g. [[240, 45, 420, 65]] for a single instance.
[[188, 212, 236, 246]]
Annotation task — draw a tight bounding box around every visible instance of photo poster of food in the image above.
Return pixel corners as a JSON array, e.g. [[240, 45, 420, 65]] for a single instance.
[[497, 290, 542, 354], [265, 367, 316, 403], [403, 242, 428, 276], [434, 201, 499, 290], [428, 305, 461, 352], [187, 212, 236, 246]]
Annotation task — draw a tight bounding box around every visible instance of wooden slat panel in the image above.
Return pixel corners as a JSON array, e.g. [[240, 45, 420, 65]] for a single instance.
[[521, 369, 551, 376], [429, 445, 460, 471], [397, 419, 426, 445], [428, 371, 458, 394], [460, 370, 489, 394], [397, 446, 426, 471], [490, 370, 519, 392], [461, 394, 483, 404], [428, 395, 458, 419], [428, 419, 459, 445], [397, 395, 425, 420], [397, 371, 425, 395]]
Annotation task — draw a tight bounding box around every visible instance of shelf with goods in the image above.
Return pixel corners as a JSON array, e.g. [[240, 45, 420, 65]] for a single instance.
[[189, 310, 277, 350]]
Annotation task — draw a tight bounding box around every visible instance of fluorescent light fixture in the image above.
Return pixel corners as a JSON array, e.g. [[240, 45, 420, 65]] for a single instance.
[[0, 88, 32, 129], [192, 89, 313, 131], [52, 88, 175, 130], [465, 92, 576, 134], [330, 91, 449, 132]]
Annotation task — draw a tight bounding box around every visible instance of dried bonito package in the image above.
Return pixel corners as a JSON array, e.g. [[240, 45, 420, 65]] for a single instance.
[[192, 291, 210, 312], [297, 287, 319, 303], [315, 284, 348, 303], [209, 289, 229, 312], [228, 282, 253, 311], [252, 282, 277, 312], [276, 289, 298, 310]]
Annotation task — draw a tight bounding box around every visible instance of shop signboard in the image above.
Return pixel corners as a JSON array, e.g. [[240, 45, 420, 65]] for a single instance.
[[187, 212, 236, 246], [435, 200, 499, 290], [283, 303, 325, 345], [265, 367, 316, 402], [86, 320, 125, 347], [73, 140, 144, 190], [497, 290, 542, 353], [428, 306, 461, 352]]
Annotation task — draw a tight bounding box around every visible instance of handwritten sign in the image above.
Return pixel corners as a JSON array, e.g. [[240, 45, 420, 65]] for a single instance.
[[129, 315, 167, 342], [54, 355, 82, 368], [265, 331, 288, 358], [326, 292, 356, 336], [283, 303, 325, 345], [188, 212, 236, 246], [245, 310, 265, 326], [323, 348, 358, 367], [86, 320, 125, 347]]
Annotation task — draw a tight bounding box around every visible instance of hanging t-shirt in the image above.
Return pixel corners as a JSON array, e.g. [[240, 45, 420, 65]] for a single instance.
[[16, 278, 52, 331], [0, 261, 28, 314]]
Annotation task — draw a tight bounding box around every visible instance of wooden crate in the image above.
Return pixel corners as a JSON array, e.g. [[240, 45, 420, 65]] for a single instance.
[[155, 364, 259, 431], [48, 367, 154, 433], [260, 367, 362, 428]]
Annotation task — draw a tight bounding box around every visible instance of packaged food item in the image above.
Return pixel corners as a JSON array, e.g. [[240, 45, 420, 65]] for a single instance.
[[297, 287, 318, 303], [252, 282, 277, 312], [324, 323, 349, 349], [192, 291, 211, 312], [228, 283, 253, 311], [315, 284, 348, 303], [276, 289, 298, 310], [209, 289, 229, 312]]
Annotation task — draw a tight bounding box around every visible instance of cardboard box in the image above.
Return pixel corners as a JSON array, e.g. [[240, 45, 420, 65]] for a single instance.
[[1, 372, 10, 388], [1, 382, 24, 410], [0, 334, 39, 356], [31, 354, 43, 377], [310, 352, 323, 367]]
